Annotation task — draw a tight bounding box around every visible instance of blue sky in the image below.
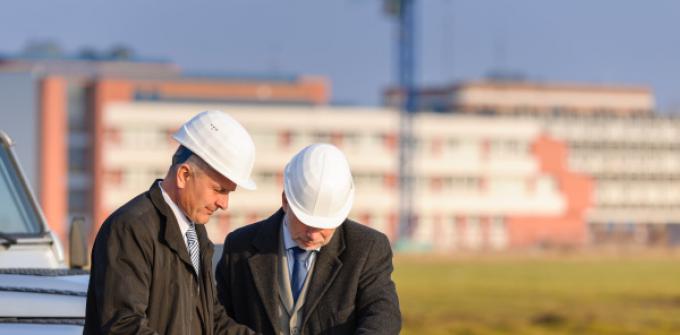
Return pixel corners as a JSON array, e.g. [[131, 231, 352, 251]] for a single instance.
[[1, 0, 678, 110]]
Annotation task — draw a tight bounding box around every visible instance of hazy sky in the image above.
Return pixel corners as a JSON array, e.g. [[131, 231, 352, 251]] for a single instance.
[[1, 1, 678, 111]]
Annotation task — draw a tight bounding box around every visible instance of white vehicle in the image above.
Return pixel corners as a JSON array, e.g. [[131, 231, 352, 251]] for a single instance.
[[0, 131, 87, 333]]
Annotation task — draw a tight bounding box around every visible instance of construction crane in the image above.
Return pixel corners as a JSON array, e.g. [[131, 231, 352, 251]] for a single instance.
[[384, 0, 417, 249]]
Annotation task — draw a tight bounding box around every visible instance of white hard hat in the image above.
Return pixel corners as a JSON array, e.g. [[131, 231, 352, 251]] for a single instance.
[[173, 110, 257, 190], [283, 143, 355, 229]]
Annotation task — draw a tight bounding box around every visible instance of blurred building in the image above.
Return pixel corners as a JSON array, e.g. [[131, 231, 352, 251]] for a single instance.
[[542, 114, 680, 246], [3, 48, 673, 250], [101, 103, 591, 250], [386, 79, 680, 247], [385, 79, 655, 116], [0, 53, 328, 243]]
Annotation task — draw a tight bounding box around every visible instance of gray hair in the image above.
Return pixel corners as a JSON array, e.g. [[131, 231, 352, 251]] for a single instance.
[[171, 145, 212, 175]]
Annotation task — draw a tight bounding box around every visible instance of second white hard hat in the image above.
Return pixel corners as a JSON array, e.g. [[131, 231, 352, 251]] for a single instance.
[[284, 143, 355, 229], [173, 110, 257, 190]]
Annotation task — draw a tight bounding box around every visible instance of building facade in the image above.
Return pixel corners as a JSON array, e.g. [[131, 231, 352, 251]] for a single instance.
[[386, 79, 680, 246], [5, 54, 669, 250], [0, 55, 329, 244], [541, 114, 680, 245], [101, 103, 591, 250], [385, 80, 655, 116]]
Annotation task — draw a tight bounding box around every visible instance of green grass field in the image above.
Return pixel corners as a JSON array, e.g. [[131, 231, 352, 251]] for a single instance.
[[393, 253, 680, 335]]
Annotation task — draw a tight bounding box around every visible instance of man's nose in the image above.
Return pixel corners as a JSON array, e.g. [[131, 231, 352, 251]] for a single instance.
[[216, 193, 229, 210], [305, 228, 321, 238]]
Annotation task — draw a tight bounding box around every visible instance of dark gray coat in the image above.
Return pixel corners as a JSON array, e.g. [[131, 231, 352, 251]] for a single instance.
[[216, 209, 402, 335], [84, 181, 254, 335]]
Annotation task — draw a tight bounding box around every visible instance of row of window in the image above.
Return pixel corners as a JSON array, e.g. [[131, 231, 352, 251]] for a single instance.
[[103, 167, 557, 195], [595, 175, 680, 182], [103, 126, 536, 159], [570, 156, 680, 172], [596, 190, 680, 205], [412, 216, 508, 250], [199, 210, 397, 242], [200, 210, 510, 250], [569, 141, 680, 151], [596, 203, 680, 210], [457, 106, 649, 117], [104, 128, 175, 149]]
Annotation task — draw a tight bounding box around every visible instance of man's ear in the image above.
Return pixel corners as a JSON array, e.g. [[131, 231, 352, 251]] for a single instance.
[[281, 192, 288, 213], [176, 164, 191, 189]]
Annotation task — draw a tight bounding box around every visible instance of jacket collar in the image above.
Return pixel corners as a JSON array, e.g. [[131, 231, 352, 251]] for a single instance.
[[300, 220, 346, 328], [148, 180, 199, 274], [247, 208, 347, 330], [149, 180, 217, 330]]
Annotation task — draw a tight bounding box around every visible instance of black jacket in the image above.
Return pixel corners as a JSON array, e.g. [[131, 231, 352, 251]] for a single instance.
[[84, 181, 254, 335], [216, 209, 402, 335]]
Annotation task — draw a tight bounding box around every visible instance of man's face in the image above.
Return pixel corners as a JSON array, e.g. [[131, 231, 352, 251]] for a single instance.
[[177, 163, 236, 224], [282, 194, 336, 250]]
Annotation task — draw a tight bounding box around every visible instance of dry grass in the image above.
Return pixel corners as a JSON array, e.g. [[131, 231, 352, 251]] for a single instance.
[[393, 252, 680, 334]]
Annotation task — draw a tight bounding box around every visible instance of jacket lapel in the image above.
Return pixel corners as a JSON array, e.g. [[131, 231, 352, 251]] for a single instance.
[[248, 210, 284, 332], [196, 224, 214, 279], [301, 222, 346, 327], [148, 180, 195, 271], [196, 223, 215, 332], [277, 236, 295, 314]]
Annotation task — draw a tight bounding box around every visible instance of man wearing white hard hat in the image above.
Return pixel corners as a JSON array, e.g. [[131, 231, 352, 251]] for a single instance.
[[85, 111, 257, 335], [216, 143, 401, 335]]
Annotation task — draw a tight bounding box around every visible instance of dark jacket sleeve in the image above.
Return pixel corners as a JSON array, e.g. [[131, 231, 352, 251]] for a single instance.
[[355, 234, 402, 335], [91, 218, 158, 335], [215, 233, 234, 315], [212, 235, 256, 335], [211, 280, 256, 335]]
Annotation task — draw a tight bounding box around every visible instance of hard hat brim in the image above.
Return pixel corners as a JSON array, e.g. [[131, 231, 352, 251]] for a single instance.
[[173, 130, 257, 191], [285, 190, 354, 229]]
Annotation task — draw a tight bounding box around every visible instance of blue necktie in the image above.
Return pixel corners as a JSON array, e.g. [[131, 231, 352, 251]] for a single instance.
[[186, 224, 201, 275], [291, 247, 309, 302]]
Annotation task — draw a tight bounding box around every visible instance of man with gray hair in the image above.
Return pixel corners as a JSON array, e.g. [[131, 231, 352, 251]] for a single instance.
[[216, 143, 401, 335], [85, 111, 257, 335]]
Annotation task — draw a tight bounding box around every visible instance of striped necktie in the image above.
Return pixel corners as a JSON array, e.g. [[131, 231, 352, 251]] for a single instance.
[[186, 224, 201, 275]]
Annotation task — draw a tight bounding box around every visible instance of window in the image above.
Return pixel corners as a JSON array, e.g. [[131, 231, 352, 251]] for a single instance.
[[279, 131, 292, 148], [0, 146, 42, 234], [105, 128, 121, 145], [464, 217, 482, 249], [68, 147, 89, 173], [68, 189, 91, 213], [67, 82, 87, 131], [105, 169, 123, 186], [489, 217, 508, 249], [383, 133, 398, 151]]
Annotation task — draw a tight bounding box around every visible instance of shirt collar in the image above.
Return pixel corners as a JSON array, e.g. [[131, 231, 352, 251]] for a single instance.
[[159, 181, 193, 242], [282, 213, 321, 252]]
